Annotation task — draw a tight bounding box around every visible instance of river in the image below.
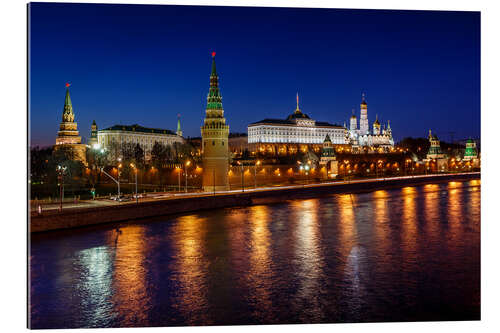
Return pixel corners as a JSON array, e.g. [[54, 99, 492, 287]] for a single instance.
[[29, 180, 480, 328]]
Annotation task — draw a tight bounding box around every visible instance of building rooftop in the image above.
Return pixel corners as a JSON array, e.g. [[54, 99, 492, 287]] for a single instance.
[[249, 118, 344, 128], [101, 124, 177, 135]]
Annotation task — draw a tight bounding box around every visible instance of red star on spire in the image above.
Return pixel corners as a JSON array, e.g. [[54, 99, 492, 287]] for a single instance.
[[212, 51, 216, 57], [65, 82, 71, 88]]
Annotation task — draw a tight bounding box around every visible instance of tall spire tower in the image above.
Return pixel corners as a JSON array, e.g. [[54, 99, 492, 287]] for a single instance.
[[176, 113, 183, 137], [359, 93, 369, 134], [54, 83, 87, 163], [201, 52, 229, 191]]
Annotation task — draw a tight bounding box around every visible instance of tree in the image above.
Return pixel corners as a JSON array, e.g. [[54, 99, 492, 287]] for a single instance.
[[46, 147, 85, 196], [134, 143, 145, 169], [151, 142, 167, 169], [29, 146, 53, 184]]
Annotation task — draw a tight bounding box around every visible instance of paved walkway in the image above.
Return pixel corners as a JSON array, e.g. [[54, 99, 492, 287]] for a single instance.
[[31, 172, 479, 213]]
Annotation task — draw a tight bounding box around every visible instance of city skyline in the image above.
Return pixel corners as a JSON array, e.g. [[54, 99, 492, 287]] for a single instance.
[[29, 3, 480, 147]]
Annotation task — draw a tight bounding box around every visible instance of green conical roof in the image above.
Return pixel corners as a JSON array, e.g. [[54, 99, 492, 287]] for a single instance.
[[206, 52, 223, 110], [211, 54, 217, 76], [62, 86, 75, 122], [64, 88, 72, 107], [177, 115, 182, 132]]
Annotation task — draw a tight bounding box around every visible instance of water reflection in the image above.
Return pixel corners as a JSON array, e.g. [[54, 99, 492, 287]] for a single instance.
[[76, 245, 114, 327], [447, 183, 463, 249], [110, 225, 150, 326], [337, 194, 356, 257], [291, 199, 324, 321], [29, 181, 481, 328], [424, 184, 440, 245], [401, 187, 418, 262], [171, 215, 210, 324], [246, 205, 273, 321]]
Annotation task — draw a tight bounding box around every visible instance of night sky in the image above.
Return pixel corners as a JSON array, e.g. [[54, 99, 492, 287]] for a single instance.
[[29, 3, 480, 147]]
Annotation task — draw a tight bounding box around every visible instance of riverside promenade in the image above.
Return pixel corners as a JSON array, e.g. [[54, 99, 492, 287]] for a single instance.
[[30, 172, 480, 233]]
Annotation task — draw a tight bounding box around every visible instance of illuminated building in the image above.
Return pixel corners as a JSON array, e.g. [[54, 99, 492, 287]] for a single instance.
[[88, 120, 98, 148], [319, 134, 338, 178], [53, 84, 87, 163], [248, 93, 346, 145], [97, 124, 184, 158], [425, 129, 448, 171], [463, 138, 478, 160], [347, 94, 394, 148], [201, 52, 230, 191], [426, 129, 446, 159]]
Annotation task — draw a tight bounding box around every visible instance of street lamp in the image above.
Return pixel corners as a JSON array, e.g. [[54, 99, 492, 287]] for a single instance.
[[237, 161, 244, 192], [175, 166, 181, 192], [184, 160, 191, 193], [117, 157, 122, 199], [304, 164, 310, 185], [57, 165, 67, 212], [254, 160, 260, 189], [130, 163, 138, 204]]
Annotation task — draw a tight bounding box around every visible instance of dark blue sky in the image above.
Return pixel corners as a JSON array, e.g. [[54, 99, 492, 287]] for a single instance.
[[29, 3, 480, 147]]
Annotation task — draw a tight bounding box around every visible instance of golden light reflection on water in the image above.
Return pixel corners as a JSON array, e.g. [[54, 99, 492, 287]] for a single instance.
[[401, 187, 418, 260], [337, 194, 356, 257], [110, 225, 150, 326], [424, 184, 440, 243], [171, 214, 210, 324], [469, 181, 481, 233], [447, 183, 463, 248], [373, 190, 390, 257], [247, 205, 273, 319]]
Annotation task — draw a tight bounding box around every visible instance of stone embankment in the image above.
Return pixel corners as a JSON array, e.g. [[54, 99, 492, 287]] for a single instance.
[[30, 172, 480, 233]]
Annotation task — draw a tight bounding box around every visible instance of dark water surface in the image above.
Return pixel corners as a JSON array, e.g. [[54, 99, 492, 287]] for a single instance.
[[29, 180, 481, 328]]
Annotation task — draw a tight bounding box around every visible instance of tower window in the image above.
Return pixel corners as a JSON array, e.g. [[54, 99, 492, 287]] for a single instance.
[[212, 141, 215, 145], [222, 141, 224, 146]]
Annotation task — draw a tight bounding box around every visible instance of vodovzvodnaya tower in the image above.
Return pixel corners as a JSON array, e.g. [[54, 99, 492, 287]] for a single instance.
[[201, 52, 229, 191]]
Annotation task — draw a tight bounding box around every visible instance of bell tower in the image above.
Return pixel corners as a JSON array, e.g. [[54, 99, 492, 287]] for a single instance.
[[359, 93, 369, 134]]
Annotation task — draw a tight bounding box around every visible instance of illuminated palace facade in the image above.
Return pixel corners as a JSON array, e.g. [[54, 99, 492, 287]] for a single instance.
[[248, 94, 347, 155], [247, 93, 394, 155], [96, 124, 184, 159]]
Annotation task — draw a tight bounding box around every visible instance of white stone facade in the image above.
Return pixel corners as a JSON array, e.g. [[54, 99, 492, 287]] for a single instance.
[[248, 122, 347, 144], [97, 124, 184, 157]]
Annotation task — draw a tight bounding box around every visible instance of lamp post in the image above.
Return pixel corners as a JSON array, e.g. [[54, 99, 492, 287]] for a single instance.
[[130, 163, 138, 204], [176, 166, 181, 192], [304, 164, 310, 185], [254, 160, 260, 189], [117, 157, 122, 200], [238, 161, 244, 192], [184, 160, 191, 193], [57, 165, 67, 212]]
